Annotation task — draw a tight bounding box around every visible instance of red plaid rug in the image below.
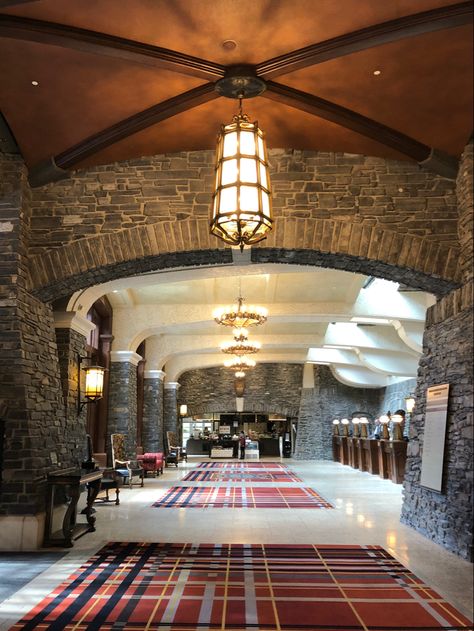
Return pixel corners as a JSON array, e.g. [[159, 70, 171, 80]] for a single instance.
[[152, 486, 332, 509], [11, 543, 472, 630], [182, 470, 302, 482], [197, 462, 287, 469]]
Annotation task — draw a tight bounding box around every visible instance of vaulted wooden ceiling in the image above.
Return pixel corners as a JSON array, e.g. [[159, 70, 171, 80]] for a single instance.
[[0, 0, 472, 186]]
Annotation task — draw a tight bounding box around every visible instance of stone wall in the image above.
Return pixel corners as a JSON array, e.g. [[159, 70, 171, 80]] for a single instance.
[[178, 364, 303, 417], [28, 150, 458, 254], [401, 284, 473, 561], [108, 362, 138, 458], [294, 366, 381, 459], [379, 378, 417, 416], [456, 139, 473, 283], [163, 387, 178, 439]]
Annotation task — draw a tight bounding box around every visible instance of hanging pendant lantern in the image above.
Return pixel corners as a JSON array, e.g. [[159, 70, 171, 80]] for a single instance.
[[210, 109, 272, 250]]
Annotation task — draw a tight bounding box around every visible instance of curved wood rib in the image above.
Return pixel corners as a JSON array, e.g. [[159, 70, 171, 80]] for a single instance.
[[257, 2, 473, 79], [54, 83, 218, 169], [0, 14, 225, 80], [263, 81, 430, 162]]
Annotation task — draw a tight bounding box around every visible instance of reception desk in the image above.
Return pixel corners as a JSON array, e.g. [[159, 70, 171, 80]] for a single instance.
[[333, 436, 406, 484]]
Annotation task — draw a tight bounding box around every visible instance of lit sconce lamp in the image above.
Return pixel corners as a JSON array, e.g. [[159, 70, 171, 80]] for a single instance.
[[351, 417, 360, 438], [77, 356, 106, 415], [332, 419, 340, 435], [359, 416, 369, 438], [340, 418, 349, 437], [405, 394, 415, 414], [391, 412, 404, 441], [379, 414, 390, 439], [179, 404, 188, 418]]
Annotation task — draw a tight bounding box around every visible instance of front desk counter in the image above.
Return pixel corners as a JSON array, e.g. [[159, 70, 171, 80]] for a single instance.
[[333, 437, 406, 484], [186, 437, 211, 456]]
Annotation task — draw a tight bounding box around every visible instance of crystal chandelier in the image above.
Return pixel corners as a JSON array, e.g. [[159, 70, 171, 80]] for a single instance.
[[210, 102, 272, 251], [213, 296, 267, 328], [220, 328, 261, 355], [224, 356, 256, 371]]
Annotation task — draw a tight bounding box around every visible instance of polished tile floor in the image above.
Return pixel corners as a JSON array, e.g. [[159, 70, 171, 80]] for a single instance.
[[0, 458, 472, 629]]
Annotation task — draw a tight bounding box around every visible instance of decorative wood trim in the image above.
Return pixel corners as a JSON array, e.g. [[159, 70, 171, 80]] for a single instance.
[[0, 14, 225, 80], [31, 83, 218, 176], [263, 81, 431, 162], [257, 2, 473, 79]]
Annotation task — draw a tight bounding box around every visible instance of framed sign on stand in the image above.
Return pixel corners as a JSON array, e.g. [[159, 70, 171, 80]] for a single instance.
[[420, 383, 450, 492]]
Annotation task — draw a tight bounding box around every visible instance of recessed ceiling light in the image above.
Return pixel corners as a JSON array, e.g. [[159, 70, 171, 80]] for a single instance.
[[31, 80, 39, 86], [222, 39, 237, 51], [373, 70, 381, 76]]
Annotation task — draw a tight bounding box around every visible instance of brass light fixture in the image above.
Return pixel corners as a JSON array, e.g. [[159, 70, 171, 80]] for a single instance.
[[220, 328, 261, 355], [77, 356, 107, 415], [210, 101, 272, 250], [224, 356, 256, 371], [214, 296, 267, 328], [405, 394, 415, 414]]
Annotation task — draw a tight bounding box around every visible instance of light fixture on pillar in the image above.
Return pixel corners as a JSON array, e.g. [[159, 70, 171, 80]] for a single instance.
[[379, 414, 390, 439], [391, 412, 404, 441], [210, 67, 272, 250], [332, 419, 340, 435], [179, 404, 188, 418], [340, 418, 349, 437], [405, 394, 415, 414], [351, 417, 360, 437], [214, 297, 267, 328], [359, 416, 369, 438], [77, 355, 107, 415]]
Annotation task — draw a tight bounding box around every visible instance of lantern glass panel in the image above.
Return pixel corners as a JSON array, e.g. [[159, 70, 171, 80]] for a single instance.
[[262, 191, 270, 214], [240, 158, 257, 183], [240, 130, 256, 155], [223, 131, 238, 158], [221, 159, 238, 185], [259, 162, 268, 188], [257, 135, 264, 157], [85, 367, 104, 399], [240, 186, 259, 211], [219, 186, 237, 211]]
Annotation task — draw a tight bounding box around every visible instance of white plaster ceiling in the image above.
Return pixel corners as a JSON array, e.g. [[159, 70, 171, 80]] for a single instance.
[[68, 262, 435, 388]]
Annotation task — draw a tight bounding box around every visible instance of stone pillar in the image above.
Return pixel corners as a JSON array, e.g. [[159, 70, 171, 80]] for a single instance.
[[400, 285, 473, 561], [142, 370, 165, 452], [164, 381, 179, 448], [54, 312, 96, 464], [456, 138, 473, 283], [0, 153, 69, 549], [108, 351, 142, 458]]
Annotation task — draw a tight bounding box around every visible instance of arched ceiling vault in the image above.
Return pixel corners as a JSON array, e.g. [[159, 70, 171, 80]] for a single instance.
[[0, 1, 472, 185], [68, 263, 434, 388]]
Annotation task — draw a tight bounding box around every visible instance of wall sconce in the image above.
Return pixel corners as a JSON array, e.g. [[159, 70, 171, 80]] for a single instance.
[[179, 404, 188, 418], [77, 356, 106, 415], [332, 419, 340, 436], [379, 414, 390, 439], [405, 394, 416, 414]]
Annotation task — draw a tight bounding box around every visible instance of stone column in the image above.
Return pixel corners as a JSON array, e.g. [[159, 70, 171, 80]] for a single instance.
[[108, 351, 142, 458], [456, 138, 473, 283], [142, 370, 165, 452], [294, 364, 328, 460], [54, 311, 96, 464], [164, 381, 179, 449]]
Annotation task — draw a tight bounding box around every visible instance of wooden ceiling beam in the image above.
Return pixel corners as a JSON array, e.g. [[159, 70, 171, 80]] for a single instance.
[[263, 81, 458, 178], [28, 83, 219, 187], [257, 2, 473, 79], [0, 14, 225, 80]]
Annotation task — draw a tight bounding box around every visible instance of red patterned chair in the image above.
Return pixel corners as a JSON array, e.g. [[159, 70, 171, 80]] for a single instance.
[[137, 452, 164, 477]]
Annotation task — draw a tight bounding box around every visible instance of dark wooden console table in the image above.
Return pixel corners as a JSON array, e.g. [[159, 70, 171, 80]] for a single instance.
[[360, 439, 379, 474], [377, 440, 407, 484], [43, 467, 102, 547]]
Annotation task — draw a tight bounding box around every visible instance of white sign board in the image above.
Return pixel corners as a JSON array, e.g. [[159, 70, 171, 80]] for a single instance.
[[420, 383, 449, 492], [219, 425, 231, 434]]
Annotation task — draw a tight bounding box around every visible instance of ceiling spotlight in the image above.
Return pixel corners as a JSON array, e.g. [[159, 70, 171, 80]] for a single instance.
[[373, 70, 381, 76], [31, 80, 39, 86]]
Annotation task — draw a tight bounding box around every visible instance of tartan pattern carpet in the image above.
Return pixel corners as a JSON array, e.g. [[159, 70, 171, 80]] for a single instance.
[[152, 486, 333, 509], [11, 542, 473, 630], [182, 469, 303, 482], [197, 462, 287, 469]]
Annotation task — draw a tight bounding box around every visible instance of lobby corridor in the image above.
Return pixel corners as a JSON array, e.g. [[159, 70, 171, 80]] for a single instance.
[[0, 459, 472, 629]]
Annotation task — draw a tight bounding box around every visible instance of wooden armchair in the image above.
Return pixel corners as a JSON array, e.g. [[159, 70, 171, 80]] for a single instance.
[[111, 434, 144, 489], [92, 453, 120, 505]]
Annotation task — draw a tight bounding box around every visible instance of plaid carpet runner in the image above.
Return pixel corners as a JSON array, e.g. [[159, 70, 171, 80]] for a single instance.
[[196, 462, 287, 469], [182, 470, 302, 482], [11, 542, 473, 630], [152, 486, 333, 509]]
